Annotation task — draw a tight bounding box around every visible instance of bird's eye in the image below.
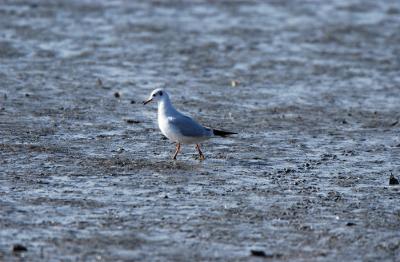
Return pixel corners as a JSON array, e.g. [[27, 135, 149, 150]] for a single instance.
[[159, 91, 163, 96], [152, 94, 156, 97]]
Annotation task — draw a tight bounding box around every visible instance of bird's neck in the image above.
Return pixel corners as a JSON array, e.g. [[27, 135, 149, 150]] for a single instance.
[[158, 97, 177, 117]]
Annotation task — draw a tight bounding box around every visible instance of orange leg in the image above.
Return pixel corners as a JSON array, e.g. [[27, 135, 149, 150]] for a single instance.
[[172, 143, 181, 160], [195, 144, 205, 160]]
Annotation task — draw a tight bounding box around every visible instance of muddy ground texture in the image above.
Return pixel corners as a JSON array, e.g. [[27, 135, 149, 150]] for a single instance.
[[1, 0, 400, 261]]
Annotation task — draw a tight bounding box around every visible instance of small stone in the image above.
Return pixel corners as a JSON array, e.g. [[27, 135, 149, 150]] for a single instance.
[[250, 250, 266, 257], [126, 119, 141, 124], [114, 92, 120, 98], [130, 100, 136, 104], [116, 148, 125, 153], [13, 244, 27, 252], [96, 78, 103, 87], [346, 222, 356, 226], [231, 80, 239, 87], [389, 174, 399, 185], [25, 93, 30, 97]]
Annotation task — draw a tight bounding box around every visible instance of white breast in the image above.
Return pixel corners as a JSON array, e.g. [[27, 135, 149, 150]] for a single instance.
[[158, 115, 181, 142]]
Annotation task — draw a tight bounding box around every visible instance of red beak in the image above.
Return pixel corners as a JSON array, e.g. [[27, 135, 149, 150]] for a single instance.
[[143, 98, 153, 105]]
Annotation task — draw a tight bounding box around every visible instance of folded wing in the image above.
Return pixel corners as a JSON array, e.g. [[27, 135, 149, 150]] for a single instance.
[[168, 114, 210, 137]]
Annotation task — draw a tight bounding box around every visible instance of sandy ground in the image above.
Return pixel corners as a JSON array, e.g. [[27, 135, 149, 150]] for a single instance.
[[1, 0, 400, 261]]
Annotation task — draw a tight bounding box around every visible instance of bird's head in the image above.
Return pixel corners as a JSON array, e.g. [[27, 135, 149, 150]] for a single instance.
[[143, 88, 167, 105]]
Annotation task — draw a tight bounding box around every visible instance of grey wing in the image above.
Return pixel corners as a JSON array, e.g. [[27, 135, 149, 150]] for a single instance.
[[169, 114, 210, 137]]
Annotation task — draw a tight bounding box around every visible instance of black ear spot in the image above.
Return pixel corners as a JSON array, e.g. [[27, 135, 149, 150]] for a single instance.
[[159, 91, 163, 96]]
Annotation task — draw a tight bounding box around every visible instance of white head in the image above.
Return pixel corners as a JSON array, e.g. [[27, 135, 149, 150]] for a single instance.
[[143, 88, 168, 105]]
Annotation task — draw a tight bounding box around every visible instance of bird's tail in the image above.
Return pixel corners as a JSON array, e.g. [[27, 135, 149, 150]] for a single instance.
[[212, 129, 237, 137]]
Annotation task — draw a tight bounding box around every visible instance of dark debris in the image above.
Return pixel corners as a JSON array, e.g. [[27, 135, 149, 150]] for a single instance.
[[389, 174, 399, 185]]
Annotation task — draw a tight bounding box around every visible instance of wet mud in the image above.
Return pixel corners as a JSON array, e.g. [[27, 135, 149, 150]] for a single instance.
[[1, 0, 400, 261]]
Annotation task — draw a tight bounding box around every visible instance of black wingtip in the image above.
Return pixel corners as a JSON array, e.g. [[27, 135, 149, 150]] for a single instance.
[[213, 129, 237, 137]]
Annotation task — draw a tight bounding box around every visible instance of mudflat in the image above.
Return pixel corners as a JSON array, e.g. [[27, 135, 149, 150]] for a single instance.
[[1, 0, 399, 261]]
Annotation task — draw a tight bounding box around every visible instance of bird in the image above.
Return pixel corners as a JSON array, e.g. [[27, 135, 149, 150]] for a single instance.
[[143, 88, 236, 160]]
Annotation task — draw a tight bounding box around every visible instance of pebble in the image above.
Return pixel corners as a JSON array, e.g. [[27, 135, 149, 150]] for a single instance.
[[13, 244, 27, 252], [116, 148, 125, 153], [126, 119, 141, 124], [250, 250, 266, 257], [96, 78, 103, 87], [250, 250, 283, 258], [231, 80, 239, 87]]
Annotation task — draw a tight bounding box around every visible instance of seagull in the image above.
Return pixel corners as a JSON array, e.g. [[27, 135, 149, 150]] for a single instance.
[[143, 88, 236, 160]]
